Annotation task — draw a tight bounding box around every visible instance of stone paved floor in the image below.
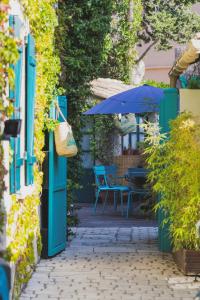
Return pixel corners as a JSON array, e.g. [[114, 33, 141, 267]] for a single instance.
[[20, 227, 200, 300], [76, 203, 157, 227]]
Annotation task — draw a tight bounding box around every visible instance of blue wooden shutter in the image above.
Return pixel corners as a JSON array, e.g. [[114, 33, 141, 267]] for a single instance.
[[25, 34, 36, 185], [9, 15, 23, 193]]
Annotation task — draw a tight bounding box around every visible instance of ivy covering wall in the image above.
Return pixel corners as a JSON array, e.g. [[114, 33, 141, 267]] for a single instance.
[[3, 1, 61, 297], [0, 1, 19, 234], [56, 0, 114, 207], [56, 0, 142, 206], [92, 0, 143, 164], [102, 0, 142, 83]]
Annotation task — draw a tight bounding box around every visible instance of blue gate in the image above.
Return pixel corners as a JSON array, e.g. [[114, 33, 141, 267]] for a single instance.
[[48, 96, 67, 257], [158, 88, 179, 252]]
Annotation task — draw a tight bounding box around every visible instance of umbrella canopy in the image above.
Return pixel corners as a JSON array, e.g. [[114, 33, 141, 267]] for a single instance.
[[84, 84, 164, 115]]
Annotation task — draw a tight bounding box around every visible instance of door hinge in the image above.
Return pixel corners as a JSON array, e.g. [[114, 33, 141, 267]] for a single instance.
[[24, 151, 27, 160]]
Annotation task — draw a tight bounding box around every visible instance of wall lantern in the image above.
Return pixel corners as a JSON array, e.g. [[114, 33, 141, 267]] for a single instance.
[[2, 119, 22, 140]]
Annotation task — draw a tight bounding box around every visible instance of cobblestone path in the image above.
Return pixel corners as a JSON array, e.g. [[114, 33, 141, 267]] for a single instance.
[[20, 227, 200, 300]]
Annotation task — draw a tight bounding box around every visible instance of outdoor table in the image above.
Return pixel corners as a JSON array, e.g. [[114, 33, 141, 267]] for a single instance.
[[124, 168, 150, 217], [124, 167, 149, 188]]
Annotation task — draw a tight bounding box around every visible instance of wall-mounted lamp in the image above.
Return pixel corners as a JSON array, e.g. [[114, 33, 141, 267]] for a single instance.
[[2, 119, 22, 140]]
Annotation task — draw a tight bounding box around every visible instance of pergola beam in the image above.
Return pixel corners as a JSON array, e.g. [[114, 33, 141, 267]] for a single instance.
[[169, 33, 200, 87]]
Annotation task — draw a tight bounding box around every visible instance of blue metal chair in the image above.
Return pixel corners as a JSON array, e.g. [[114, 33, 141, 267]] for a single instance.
[[126, 168, 151, 218], [93, 165, 130, 215]]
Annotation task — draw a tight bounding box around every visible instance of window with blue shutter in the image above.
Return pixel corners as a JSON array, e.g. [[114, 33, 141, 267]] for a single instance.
[[25, 34, 36, 185], [9, 15, 24, 194]]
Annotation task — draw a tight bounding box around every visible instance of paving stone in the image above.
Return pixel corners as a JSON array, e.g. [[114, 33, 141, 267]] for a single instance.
[[169, 277, 199, 284], [20, 227, 199, 300]]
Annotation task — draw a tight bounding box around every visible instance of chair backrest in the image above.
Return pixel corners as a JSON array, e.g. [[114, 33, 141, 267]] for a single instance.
[[93, 165, 117, 187], [127, 167, 148, 177], [127, 167, 149, 189]]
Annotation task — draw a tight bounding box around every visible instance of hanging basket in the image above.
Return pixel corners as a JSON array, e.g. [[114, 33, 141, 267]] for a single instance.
[[54, 103, 78, 157]]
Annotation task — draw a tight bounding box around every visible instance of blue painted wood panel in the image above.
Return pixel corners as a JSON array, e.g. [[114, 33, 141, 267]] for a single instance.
[[0, 261, 10, 300], [9, 15, 23, 193], [48, 96, 67, 257], [26, 34, 36, 185], [158, 88, 179, 252]]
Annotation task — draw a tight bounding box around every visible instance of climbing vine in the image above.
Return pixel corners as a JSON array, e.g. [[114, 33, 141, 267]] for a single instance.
[[6, 191, 41, 296], [90, 114, 120, 165], [20, 0, 61, 162], [56, 0, 114, 208], [5, 1, 61, 297], [0, 1, 19, 233], [56, 0, 143, 207], [91, 0, 143, 165], [102, 0, 143, 83]]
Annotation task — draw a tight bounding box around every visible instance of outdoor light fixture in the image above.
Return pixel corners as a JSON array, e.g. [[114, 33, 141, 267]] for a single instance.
[[2, 119, 22, 140]]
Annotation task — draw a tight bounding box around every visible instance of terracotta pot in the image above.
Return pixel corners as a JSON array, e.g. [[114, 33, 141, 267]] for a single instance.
[[173, 249, 200, 275]]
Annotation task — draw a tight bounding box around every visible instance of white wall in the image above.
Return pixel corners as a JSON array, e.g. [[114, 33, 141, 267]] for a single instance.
[[180, 89, 200, 116]]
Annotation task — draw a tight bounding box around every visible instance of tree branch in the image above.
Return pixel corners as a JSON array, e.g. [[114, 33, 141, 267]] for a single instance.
[[136, 40, 158, 63]]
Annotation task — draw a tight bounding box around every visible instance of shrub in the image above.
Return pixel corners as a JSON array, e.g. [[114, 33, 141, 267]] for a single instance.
[[144, 113, 200, 250]]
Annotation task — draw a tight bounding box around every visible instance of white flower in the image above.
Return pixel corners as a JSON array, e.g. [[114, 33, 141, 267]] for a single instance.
[[141, 122, 164, 146], [180, 119, 195, 129]]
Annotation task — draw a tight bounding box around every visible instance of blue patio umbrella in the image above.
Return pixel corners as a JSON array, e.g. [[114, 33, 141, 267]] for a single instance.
[[83, 84, 164, 115]]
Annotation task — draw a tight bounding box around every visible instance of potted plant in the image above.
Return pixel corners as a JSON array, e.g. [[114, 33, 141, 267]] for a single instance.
[[144, 113, 200, 275]]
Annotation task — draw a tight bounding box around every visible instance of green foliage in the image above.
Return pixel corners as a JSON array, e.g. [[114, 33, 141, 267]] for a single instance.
[[144, 113, 200, 250], [0, 1, 19, 112], [6, 192, 41, 298], [6, 233, 36, 298], [90, 114, 120, 165], [0, 1, 19, 233], [57, 0, 113, 89], [142, 79, 170, 89], [101, 0, 143, 82], [188, 76, 200, 89], [0, 146, 6, 232], [90, 1, 143, 163], [44, 117, 59, 132], [56, 1, 142, 209], [138, 0, 200, 59], [3, 1, 61, 297], [56, 0, 114, 208], [20, 0, 61, 162]]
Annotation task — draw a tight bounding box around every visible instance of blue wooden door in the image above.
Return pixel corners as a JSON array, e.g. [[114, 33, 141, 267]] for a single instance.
[[158, 88, 179, 252], [48, 96, 67, 257], [0, 260, 10, 300]]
